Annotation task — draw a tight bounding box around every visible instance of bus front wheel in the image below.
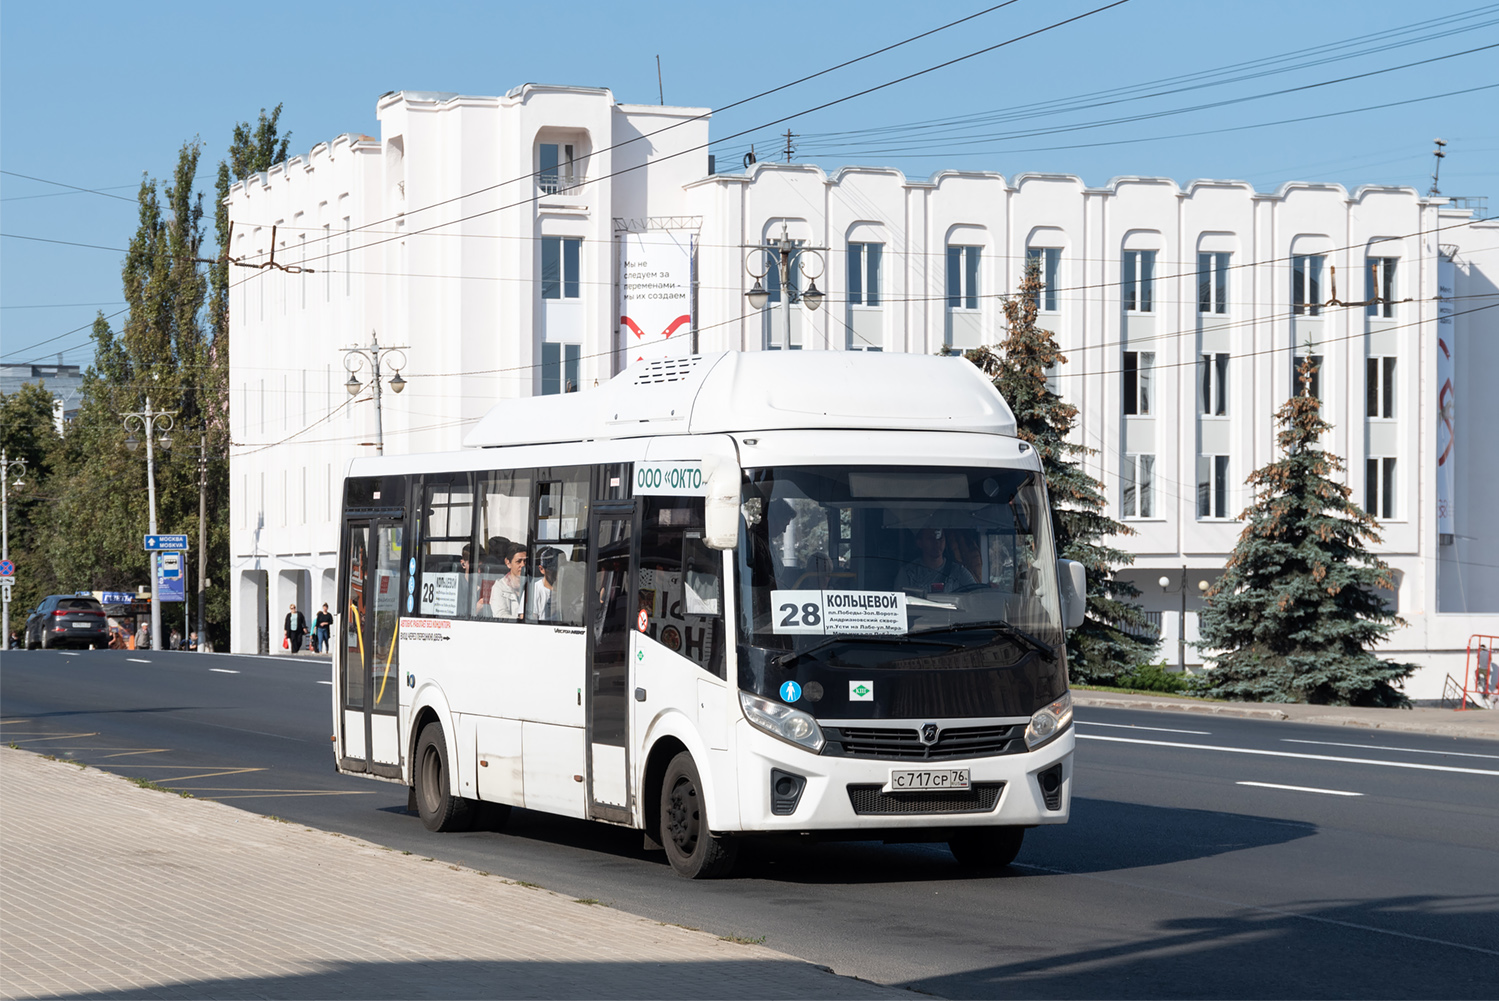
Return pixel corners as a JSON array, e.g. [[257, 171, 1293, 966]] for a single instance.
[[948, 826, 1024, 869], [660, 751, 738, 879], [415, 722, 476, 833]]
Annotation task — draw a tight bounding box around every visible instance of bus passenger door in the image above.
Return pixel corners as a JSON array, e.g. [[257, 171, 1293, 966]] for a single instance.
[[339, 516, 404, 779], [586, 503, 635, 824]]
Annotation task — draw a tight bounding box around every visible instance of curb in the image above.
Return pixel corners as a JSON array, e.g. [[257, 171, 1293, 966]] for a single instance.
[[1073, 695, 1289, 720]]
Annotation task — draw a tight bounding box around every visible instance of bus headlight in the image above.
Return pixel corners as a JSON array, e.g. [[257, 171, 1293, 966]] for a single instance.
[[1024, 691, 1073, 750], [739, 691, 825, 753]]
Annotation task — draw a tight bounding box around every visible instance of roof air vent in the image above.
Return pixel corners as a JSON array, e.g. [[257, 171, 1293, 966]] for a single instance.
[[633, 355, 702, 386]]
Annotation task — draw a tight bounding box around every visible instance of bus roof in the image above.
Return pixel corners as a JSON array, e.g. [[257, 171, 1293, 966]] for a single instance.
[[463, 351, 1017, 447]]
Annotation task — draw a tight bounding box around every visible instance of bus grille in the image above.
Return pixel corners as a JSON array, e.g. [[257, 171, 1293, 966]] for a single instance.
[[846, 782, 1004, 815], [824, 724, 1025, 761]]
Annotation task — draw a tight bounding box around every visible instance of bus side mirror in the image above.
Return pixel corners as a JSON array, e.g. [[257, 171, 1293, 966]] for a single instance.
[[703, 461, 740, 551], [1058, 558, 1086, 630]]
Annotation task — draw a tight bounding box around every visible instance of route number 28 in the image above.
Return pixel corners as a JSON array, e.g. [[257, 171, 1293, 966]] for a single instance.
[[779, 602, 821, 628]]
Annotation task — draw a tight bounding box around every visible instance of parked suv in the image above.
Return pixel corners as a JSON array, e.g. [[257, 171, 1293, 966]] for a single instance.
[[25, 595, 109, 650]]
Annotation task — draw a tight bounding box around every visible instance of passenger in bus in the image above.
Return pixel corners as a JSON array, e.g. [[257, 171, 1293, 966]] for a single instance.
[[529, 547, 577, 623], [488, 542, 529, 621], [896, 528, 976, 594], [947, 528, 986, 586], [748, 498, 797, 588]]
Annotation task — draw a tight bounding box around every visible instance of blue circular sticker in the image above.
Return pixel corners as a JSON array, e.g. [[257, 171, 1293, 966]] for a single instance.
[[406, 574, 415, 595], [408, 557, 416, 575], [780, 680, 803, 703], [406, 594, 414, 613]]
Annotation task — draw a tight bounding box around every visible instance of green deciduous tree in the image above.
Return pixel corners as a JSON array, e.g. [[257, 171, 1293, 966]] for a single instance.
[[0, 382, 64, 618], [961, 260, 1157, 683], [1195, 357, 1414, 706]]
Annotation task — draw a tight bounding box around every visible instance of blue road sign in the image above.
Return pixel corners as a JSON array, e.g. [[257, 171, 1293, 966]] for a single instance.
[[0, 559, 14, 576], [155, 553, 184, 602], [144, 535, 190, 551]]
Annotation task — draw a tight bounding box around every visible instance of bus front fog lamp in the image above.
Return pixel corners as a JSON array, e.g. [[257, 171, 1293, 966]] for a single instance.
[[739, 691, 825, 753], [1024, 691, 1073, 750]]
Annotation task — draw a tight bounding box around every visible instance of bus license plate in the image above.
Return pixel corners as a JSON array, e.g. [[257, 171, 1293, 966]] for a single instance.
[[886, 768, 970, 792]]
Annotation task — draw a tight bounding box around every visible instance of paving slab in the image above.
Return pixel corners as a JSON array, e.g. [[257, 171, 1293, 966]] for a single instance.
[[1073, 690, 1499, 741], [0, 748, 904, 1000]]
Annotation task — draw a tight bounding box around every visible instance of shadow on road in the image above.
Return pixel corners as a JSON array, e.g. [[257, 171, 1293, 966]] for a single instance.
[[17, 958, 887, 1001], [902, 890, 1499, 999], [412, 794, 1321, 885]]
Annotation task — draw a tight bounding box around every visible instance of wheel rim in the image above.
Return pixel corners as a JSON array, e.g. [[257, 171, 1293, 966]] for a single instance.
[[664, 776, 700, 856], [420, 745, 442, 814]]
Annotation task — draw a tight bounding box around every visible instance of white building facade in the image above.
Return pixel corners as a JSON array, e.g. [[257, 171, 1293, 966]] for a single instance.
[[227, 84, 1498, 699]]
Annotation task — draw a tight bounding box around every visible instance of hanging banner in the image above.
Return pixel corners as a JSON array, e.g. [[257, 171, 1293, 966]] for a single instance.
[[619, 230, 694, 366], [1436, 254, 1455, 540]]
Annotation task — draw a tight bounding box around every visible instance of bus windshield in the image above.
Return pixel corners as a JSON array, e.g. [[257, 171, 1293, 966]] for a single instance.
[[735, 465, 1067, 716]]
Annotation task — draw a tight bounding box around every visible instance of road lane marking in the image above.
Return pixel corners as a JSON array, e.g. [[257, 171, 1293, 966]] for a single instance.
[[1237, 781, 1363, 797], [126, 658, 151, 663], [209, 668, 240, 674], [59, 652, 79, 657], [1282, 738, 1499, 761], [1077, 734, 1499, 776], [1015, 863, 1499, 958], [1078, 721, 1211, 735], [316, 680, 332, 685]]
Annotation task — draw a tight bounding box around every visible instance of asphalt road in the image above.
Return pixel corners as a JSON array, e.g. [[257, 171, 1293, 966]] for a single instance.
[[4, 649, 1496, 999]]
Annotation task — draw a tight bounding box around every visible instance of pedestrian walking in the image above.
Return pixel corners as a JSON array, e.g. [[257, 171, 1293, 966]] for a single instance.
[[314, 603, 333, 654], [284, 603, 309, 654]]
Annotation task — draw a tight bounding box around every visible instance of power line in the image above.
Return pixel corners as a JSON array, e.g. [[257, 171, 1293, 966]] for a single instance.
[[0, 170, 139, 203]]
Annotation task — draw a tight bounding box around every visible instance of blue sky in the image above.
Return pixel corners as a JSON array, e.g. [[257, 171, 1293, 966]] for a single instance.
[[3, 0, 1495, 366]]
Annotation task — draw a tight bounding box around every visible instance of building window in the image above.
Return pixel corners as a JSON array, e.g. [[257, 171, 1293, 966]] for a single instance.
[[541, 343, 580, 396], [946, 245, 980, 310], [848, 242, 882, 307], [1197, 455, 1230, 519], [1122, 351, 1154, 416], [1366, 457, 1396, 519], [1366, 257, 1397, 318], [539, 143, 578, 194], [1026, 247, 1060, 312], [1366, 356, 1396, 419], [1121, 454, 1155, 519], [1293, 254, 1325, 316], [1294, 353, 1324, 405], [1200, 353, 1229, 416], [1198, 252, 1229, 314], [1122, 250, 1155, 313], [541, 237, 581, 300]]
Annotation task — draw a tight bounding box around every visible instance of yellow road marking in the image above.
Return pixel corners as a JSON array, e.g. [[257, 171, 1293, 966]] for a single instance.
[[1, 732, 101, 743], [128, 767, 267, 781]]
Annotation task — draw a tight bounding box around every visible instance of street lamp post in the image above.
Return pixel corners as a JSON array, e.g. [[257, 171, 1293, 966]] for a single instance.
[[745, 225, 826, 350], [2, 449, 29, 645], [343, 330, 409, 455], [1159, 567, 1210, 674], [123, 398, 176, 652]]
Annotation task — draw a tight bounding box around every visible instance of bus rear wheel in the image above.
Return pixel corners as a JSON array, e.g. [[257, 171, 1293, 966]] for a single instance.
[[414, 722, 476, 833], [660, 751, 737, 879], [948, 826, 1024, 869]]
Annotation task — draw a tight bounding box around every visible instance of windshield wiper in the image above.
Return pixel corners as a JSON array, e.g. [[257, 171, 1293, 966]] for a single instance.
[[772, 632, 965, 668], [908, 619, 1055, 659]]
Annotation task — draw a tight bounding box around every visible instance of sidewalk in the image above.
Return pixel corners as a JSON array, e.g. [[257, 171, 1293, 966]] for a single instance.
[[0, 749, 902, 1001], [1073, 689, 1499, 741]]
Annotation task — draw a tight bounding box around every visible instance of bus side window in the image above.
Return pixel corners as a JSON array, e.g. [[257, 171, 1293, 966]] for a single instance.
[[476, 470, 533, 622], [418, 476, 475, 619], [528, 466, 589, 627]]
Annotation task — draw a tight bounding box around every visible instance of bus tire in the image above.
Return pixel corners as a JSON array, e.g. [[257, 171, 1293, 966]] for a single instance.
[[660, 751, 737, 879], [414, 722, 476, 833], [948, 826, 1024, 869]]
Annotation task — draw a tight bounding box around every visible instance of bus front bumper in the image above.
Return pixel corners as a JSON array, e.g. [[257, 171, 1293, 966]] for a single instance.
[[732, 720, 1074, 832]]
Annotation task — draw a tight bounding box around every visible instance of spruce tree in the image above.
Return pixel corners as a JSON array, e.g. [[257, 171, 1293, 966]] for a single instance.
[[963, 260, 1157, 683], [1195, 356, 1414, 706]]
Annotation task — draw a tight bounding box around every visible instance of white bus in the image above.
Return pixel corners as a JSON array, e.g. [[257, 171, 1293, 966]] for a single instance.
[[333, 351, 1085, 878]]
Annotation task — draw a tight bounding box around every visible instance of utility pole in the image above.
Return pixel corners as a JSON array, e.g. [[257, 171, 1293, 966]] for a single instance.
[[1428, 138, 1447, 197], [782, 129, 797, 164], [197, 430, 208, 652], [123, 397, 176, 652], [1, 450, 29, 645]]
